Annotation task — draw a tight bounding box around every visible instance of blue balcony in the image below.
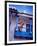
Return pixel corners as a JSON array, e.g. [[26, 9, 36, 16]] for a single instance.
[[14, 30, 33, 40]]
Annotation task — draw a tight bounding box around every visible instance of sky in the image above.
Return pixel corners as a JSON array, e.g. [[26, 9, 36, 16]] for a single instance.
[[9, 5, 33, 15]]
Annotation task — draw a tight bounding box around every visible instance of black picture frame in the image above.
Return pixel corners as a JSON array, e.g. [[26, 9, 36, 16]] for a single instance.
[[5, 1, 36, 45]]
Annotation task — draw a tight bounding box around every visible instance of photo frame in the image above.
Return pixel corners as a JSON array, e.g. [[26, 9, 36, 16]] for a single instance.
[[5, 1, 36, 45]]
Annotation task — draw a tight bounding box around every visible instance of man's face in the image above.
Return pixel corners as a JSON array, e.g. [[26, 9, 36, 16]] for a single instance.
[[18, 17, 24, 28]]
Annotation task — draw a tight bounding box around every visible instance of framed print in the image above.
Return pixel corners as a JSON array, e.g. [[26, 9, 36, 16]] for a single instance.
[[5, 1, 36, 45]]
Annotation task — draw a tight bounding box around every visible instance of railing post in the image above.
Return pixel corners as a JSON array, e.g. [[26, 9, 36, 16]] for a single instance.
[[30, 19, 32, 32], [16, 16, 19, 31]]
